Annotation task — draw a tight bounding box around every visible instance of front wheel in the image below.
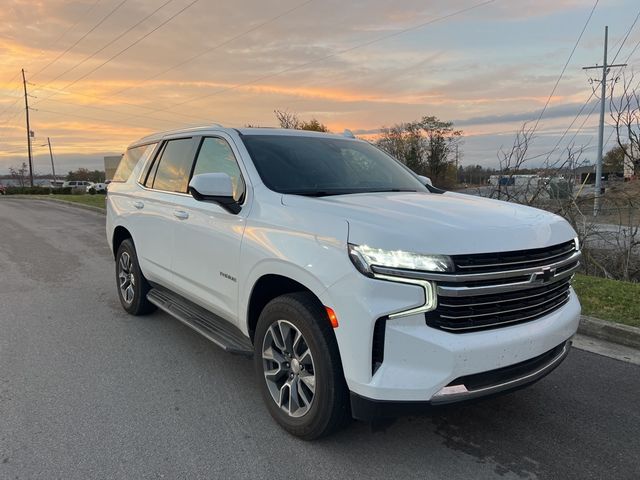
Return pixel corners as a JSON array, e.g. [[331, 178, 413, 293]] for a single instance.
[[254, 292, 350, 440], [115, 239, 155, 315]]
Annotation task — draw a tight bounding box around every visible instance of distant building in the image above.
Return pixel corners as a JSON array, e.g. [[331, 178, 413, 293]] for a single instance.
[[488, 174, 540, 187], [572, 165, 618, 185], [104, 155, 123, 181]]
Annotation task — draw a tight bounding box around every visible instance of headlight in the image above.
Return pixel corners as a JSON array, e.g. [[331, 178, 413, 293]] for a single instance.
[[348, 244, 453, 276]]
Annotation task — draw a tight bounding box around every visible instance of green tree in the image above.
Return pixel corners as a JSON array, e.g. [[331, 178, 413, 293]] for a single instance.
[[376, 116, 463, 187], [66, 168, 105, 182], [419, 116, 463, 184], [376, 122, 426, 174]]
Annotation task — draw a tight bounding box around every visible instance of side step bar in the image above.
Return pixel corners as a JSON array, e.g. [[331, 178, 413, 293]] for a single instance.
[[147, 288, 253, 356]]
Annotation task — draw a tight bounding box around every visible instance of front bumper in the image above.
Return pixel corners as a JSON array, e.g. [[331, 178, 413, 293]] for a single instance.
[[325, 272, 581, 403], [350, 340, 571, 420]]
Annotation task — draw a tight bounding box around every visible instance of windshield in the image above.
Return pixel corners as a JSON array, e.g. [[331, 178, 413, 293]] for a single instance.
[[241, 134, 428, 196]]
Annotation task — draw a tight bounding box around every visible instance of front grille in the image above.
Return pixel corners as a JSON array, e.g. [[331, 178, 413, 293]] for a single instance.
[[427, 275, 572, 332], [426, 240, 579, 333], [451, 239, 576, 273]]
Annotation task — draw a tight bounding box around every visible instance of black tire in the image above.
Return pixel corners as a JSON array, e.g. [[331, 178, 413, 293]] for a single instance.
[[254, 292, 350, 440], [115, 238, 156, 315]]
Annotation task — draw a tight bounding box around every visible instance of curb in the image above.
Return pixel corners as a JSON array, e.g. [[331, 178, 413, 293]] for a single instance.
[[3, 195, 106, 215], [578, 315, 640, 350]]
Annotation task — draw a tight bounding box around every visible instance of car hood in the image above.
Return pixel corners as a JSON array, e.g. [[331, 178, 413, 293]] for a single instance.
[[282, 191, 576, 255]]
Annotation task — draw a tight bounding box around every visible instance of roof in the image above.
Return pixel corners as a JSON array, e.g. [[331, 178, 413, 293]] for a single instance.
[[131, 125, 358, 147]]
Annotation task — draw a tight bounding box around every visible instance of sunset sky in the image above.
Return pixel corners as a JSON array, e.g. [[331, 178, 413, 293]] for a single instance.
[[0, 0, 638, 174]]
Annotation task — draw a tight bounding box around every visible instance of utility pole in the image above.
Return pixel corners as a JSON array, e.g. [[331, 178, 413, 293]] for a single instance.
[[46, 137, 57, 183], [21, 68, 34, 187], [582, 26, 626, 216]]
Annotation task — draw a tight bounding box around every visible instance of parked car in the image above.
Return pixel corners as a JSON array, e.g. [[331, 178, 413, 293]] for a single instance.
[[87, 182, 107, 193], [63, 180, 93, 189], [106, 126, 581, 439], [49, 180, 65, 189]]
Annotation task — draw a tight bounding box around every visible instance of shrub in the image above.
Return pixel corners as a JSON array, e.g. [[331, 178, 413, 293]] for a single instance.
[[5, 186, 51, 195]]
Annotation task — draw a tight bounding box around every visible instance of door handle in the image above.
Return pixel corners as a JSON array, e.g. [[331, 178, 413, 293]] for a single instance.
[[173, 210, 189, 220], [133, 201, 144, 209]]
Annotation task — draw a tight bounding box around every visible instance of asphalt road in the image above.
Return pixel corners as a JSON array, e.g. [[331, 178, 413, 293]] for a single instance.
[[1, 198, 639, 480]]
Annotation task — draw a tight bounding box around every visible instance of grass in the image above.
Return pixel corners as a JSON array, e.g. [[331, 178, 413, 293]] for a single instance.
[[24, 194, 107, 209], [573, 274, 640, 328]]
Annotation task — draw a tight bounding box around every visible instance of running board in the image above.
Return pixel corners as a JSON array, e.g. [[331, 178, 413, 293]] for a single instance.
[[147, 288, 253, 356]]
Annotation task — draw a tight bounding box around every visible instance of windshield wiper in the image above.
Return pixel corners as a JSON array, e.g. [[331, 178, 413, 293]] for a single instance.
[[284, 190, 346, 197], [366, 188, 417, 193], [284, 188, 418, 197]]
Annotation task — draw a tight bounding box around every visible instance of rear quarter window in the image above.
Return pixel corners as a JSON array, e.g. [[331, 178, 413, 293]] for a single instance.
[[112, 143, 156, 183]]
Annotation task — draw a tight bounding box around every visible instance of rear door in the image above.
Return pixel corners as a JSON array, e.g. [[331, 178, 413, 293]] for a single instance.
[[170, 135, 250, 322], [133, 137, 198, 286]]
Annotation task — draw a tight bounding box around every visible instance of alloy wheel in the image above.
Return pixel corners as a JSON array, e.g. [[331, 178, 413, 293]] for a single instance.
[[262, 320, 316, 418], [118, 251, 136, 304]]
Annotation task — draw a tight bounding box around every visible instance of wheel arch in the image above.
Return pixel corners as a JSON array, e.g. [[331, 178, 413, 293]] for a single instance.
[[112, 225, 133, 259], [245, 272, 332, 344]]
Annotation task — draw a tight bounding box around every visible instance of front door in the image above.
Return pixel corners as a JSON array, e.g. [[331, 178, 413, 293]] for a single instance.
[[170, 135, 250, 323]]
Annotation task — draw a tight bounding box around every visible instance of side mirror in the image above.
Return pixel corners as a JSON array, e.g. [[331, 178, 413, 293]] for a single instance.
[[417, 175, 433, 187], [188, 173, 240, 214]]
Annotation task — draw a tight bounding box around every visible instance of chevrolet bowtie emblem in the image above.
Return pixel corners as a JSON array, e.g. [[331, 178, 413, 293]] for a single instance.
[[539, 267, 557, 282]]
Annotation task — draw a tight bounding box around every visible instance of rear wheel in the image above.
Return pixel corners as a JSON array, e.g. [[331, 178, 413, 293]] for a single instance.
[[254, 292, 349, 440], [115, 239, 155, 315]]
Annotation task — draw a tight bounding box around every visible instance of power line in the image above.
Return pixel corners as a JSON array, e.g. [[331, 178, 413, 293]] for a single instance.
[[524, 9, 640, 163], [610, 9, 640, 61], [30, 0, 308, 126], [33, 84, 206, 123], [135, 0, 499, 118], [30, 0, 312, 127], [35, 95, 181, 129], [33, 107, 159, 131], [530, 0, 599, 135], [31, 0, 130, 80], [26, 0, 104, 71], [52, 0, 202, 93], [109, 0, 312, 98], [33, 0, 177, 94]]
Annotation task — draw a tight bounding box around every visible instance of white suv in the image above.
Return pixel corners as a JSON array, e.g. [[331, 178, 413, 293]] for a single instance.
[[106, 125, 581, 439]]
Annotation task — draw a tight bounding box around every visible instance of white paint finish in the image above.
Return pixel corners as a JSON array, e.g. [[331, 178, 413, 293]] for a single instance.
[[107, 125, 582, 404]]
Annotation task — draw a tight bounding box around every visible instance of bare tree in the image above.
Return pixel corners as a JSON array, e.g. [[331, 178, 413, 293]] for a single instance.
[[609, 72, 640, 178], [9, 162, 28, 187], [274, 109, 301, 129], [273, 109, 329, 132]]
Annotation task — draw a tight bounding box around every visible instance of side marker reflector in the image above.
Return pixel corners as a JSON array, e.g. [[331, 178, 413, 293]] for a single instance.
[[325, 306, 339, 328]]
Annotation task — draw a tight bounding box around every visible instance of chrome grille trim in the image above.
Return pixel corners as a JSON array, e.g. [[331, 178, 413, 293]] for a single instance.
[[436, 262, 579, 297], [371, 250, 581, 284], [439, 278, 572, 308]]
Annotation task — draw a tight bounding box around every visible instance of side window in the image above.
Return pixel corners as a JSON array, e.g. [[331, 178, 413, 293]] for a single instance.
[[113, 143, 156, 183], [151, 138, 195, 193], [192, 137, 245, 202]]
